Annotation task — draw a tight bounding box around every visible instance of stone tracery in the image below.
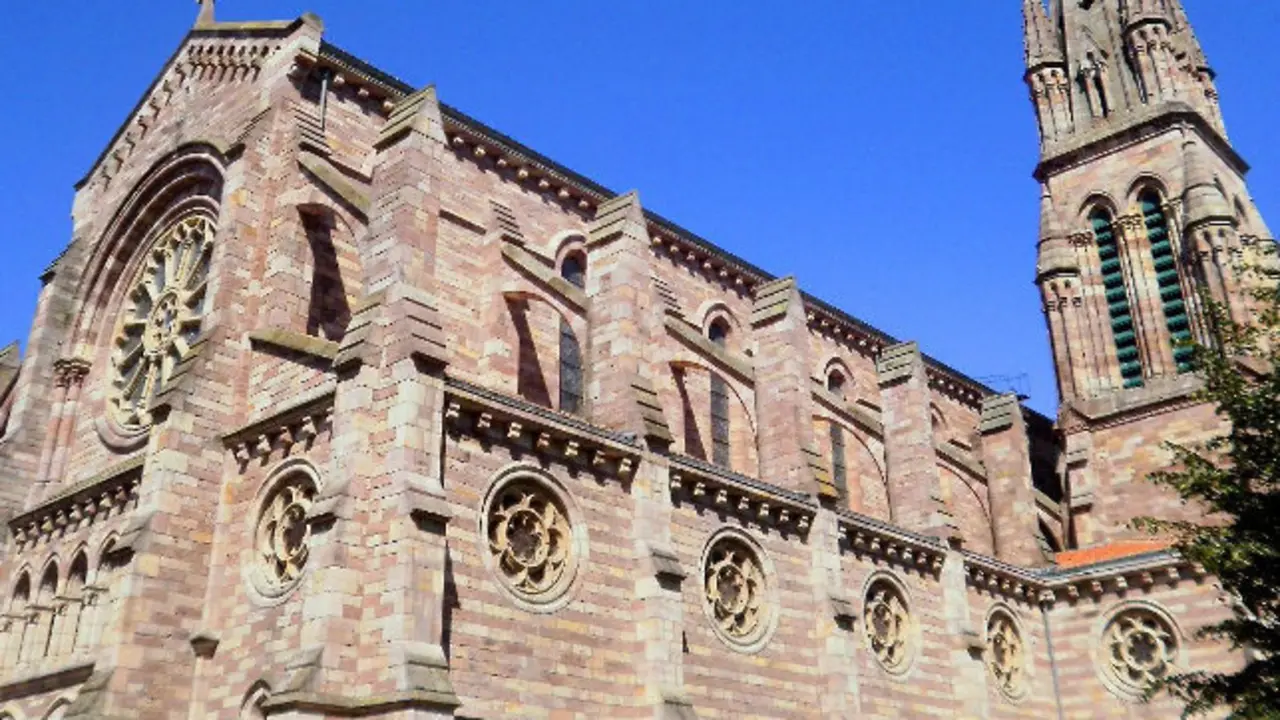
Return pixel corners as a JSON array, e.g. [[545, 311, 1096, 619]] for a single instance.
[[108, 214, 215, 431], [703, 534, 768, 648], [252, 470, 317, 597], [1100, 607, 1179, 699], [987, 610, 1027, 700], [864, 577, 914, 675], [486, 477, 576, 605]]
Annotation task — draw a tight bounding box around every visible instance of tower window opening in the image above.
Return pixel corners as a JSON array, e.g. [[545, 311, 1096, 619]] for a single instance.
[[557, 252, 587, 414], [829, 420, 848, 502], [1140, 192, 1193, 372], [1092, 209, 1144, 388]]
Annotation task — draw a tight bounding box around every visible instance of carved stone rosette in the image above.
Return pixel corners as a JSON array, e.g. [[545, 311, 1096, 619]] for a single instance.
[[108, 214, 214, 430], [480, 469, 584, 613], [701, 530, 775, 653], [1099, 607, 1180, 700], [864, 576, 915, 675], [249, 463, 319, 601], [987, 610, 1027, 701]]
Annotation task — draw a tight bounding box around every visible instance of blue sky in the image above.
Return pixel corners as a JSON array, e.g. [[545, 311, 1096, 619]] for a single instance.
[[0, 1, 1275, 415]]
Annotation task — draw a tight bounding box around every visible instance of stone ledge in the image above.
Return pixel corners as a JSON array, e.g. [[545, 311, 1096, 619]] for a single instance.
[[500, 243, 589, 311], [261, 689, 461, 717], [9, 457, 145, 551], [838, 511, 948, 575], [664, 317, 755, 384], [248, 328, 340, 364], [297, 154, 370, 218], [668, 453, 816, 535], [0, 659, 94, 702]]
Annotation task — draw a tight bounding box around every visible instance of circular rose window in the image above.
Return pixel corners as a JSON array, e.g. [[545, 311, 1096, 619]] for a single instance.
[[109, 214, 214, 430], [864, 576, 916, 675], [987, 609, 1028, 701], [701, 530, 776, 653], [249, 466, 319, 600], [481, 471, 584, 612], [1099, 607, 1180, 700]]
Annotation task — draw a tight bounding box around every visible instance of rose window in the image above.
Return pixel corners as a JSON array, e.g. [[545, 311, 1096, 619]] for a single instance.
[[987, 611, 1027, 699], [865, 579, 914, 674], [254, 474, 317, 594], [1102, 609, 1179, 698], [487, 480, 575, 603], [703, 536, 768, 647], [109, 215, 214, 430]]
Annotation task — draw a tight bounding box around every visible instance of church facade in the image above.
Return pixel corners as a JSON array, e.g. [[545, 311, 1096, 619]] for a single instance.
[[0, 1, 1269, 717]]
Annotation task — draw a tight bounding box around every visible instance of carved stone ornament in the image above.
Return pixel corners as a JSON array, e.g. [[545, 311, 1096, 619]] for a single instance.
[[1099, 607, 1180, 700], [109, 214, 214, 430], [864, 577, 915, 675], [249, 464, 319, 600], [481, 470, 583, 612], [701, 530, 775, 653], [987, 610, 1028, 701]]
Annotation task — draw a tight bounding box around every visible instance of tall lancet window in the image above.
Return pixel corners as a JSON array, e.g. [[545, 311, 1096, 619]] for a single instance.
[[827, 371, 849, 502], [708, 319, 731, 468], [1140, 191, 1193, 372], [558, 253, 586, 415], [1092, 208, 1144, 388]]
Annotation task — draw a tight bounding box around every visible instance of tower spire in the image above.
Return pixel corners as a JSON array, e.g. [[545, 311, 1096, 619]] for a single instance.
[[195, 0, 215, 28], [1023, 0, 1062, 68]]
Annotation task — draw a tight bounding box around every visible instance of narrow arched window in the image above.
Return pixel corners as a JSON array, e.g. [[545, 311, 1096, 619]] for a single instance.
[[708, 319, 731, 468], [826, 371, 849, 501], [1092, 208, 1144, 388], [1140, 192, 1193, 372], [558, 255, 586, 415]]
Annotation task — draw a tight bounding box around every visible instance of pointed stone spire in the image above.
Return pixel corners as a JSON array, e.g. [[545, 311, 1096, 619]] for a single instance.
[[195, 0, 215, 28], [1023, 0, 1063, 68], [1181, 137, 1233, 229]]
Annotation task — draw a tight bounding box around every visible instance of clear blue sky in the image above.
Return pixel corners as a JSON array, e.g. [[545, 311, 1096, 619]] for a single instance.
[[0, 1, 1275, 415]]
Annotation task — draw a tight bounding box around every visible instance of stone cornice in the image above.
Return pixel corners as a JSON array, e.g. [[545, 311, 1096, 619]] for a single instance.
[[1036, 105, 1247, 181], [222, 384, 335, 464], [0, 659, 94, 703], [8, 457, 145, 552], [444, 377, 642, 480], [837, 511, 948, 576], [668, 454, 817, 535]]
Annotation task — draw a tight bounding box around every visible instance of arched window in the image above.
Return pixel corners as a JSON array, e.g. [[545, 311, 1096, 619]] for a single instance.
[[63, 553, 88, 657], [825, 370, 849, 501], [4, 573, 31, 669], [558, 255, 586, 415], [1092, 208, 1144, 388], [707, 319, 731, 467], [1140, 192, 1193, 372], [36, 564, 58, 659]]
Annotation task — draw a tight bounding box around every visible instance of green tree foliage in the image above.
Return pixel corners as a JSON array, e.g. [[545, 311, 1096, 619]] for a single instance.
[[1136, 283, 1280, 718]]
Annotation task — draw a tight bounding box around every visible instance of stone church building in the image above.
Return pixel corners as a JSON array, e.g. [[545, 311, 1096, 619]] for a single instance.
[[0, 0, 1271, 717]]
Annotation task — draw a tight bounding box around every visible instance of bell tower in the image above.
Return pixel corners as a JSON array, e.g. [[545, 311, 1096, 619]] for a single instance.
[[1023, 0, 1275, 549]]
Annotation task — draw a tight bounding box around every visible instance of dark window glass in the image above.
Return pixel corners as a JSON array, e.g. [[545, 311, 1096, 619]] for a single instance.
[[708, 319, 729, 348], [830, 421, 848, 501], [558, 320, 583, 415], [710, 372, 730, 467], [827, 371, 846, 399], [561, 253, 586, 289]]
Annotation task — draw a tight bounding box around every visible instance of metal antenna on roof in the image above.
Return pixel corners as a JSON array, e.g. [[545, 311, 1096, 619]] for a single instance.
[[195, 0, 215, 27]]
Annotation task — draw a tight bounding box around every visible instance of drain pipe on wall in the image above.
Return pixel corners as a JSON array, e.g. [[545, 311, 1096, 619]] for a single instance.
[[1041, 603, 1066, 720]]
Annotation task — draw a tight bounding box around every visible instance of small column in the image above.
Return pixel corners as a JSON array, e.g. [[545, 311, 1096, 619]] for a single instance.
[[979, 394, 1042, 566], [750, 277, 824, 495], [876, 342, 957, 542]]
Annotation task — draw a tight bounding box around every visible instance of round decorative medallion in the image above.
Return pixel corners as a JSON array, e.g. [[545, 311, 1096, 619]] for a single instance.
[[250, 465, 318, 600], [987, 610, 1027, 701], [109, 214, 215, 431], [481, 470, 584, 612], [864, 577, 915, 675], [701, 530, 775, 653], [1099, 606, 1180, 700]]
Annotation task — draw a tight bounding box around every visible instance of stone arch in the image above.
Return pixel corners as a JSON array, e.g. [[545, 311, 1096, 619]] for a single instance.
[[550, 231, 588, 273], [239, 680, 272, 720], [497, 289, 587, 413], [41, 698, 71, 720], [72, 144, 228, 355], [1077, 192, 1121, 226], [1125, 174, 1170, 206], [820, 356, 854, 399], [938, 463, 994, 555], [668, 359, 758, 476]]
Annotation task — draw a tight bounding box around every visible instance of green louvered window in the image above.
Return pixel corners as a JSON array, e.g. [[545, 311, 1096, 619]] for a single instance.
[[1092, 209, 1144, 388], [1140, 192, 1194, 372]]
